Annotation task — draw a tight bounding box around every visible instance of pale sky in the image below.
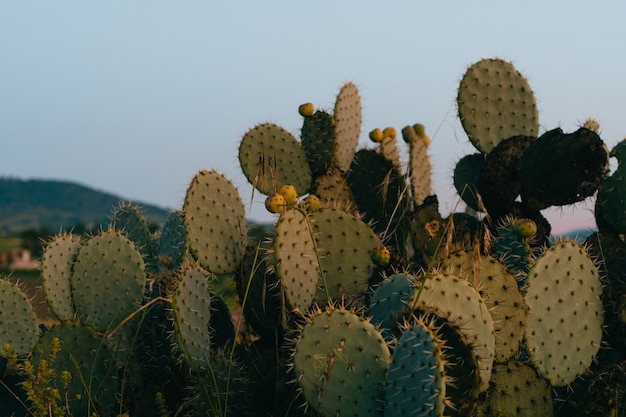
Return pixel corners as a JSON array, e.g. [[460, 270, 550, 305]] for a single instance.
[[2, 2, 625, 234]]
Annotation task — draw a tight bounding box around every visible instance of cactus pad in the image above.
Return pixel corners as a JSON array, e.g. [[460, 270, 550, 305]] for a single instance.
[[384, 317, 447, 417], [171, 262, 214, 371], [410, 271, 495, 391], [291, 305, 391, 417], [184, 169, 247, 275], [301, 109, 336, 177], [369, 272, 415, 340], [239, 122, 312, 196], [457, 58, 538, 154], [72, 229, 146, 332], [332, 82, 362, 173], [41, 232, 80, 321], [311, 209, 381, 300], [524, 239, 603, 386], [0, 279, 39, 357], [274, 209, 320, 311]]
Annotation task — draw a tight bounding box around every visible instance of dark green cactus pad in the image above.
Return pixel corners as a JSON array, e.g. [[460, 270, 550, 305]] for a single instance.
[[517, 127, 609, 209], [41, 232, 80, 322], [311, 209, 381, 301], [439, 251, 526, 363], [274, 209, 320, 311], [384, 317, 447, 417], [156, 210, 186, 272], [491, 216, 534, 277], [333, 82, 362, 173], [410, 271, 495, 391], [369, 272, 415, 340], [239, 122, 312, 196], [110, 202, 155, 269], [524, 239, 603, 386], [411, 195, 446, 265], [480, 359, 553, 417], [171, 262, 214, 372], [301, 109, 336, 177], [457, 58, 539, 154], [0, 279, 39, 357], [31, 322, 117, 416], [311, 166, 357, 212], [348, 149, 412, 256], [453, 153, 484, 212], [291, 305, 391, 417], [596, 139, 626, 233], [477, 135, 535, 218], [72, 229, 147, 333], [184, 169, 247, 275]]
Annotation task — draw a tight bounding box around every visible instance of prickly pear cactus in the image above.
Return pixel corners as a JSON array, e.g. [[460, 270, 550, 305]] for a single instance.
[[457, 58, 539, 154], [41, 232, 80, 321], [171, 262, 214, 372], [110, 202, 155, 268], [596, 139, 626, 233], [410, 271, 495, 391], [71, 229, 147, 332], [369, 272, 415, 340], [524, 239, 603, 386], [184, 169, 247, 275], [332, 82, 362, 173], [291, 305, 391, 417], [0, 279, 39, 357], [453, 153, 484, 212], [311, 208, 381, 301], [301, 109, 336, 177], [384, 317, 447, 417], [274, 208, 320, 311], [239, 122, 312, 196]]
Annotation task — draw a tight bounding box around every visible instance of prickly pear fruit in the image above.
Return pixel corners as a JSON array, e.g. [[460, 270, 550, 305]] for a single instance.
[[277, 184, 298, 206], [298, 102, 314, 117], [371, 244, 391, 267]]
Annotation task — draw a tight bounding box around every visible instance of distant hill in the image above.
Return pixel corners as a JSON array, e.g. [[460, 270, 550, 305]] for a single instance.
[[0, 177, 170, 233]]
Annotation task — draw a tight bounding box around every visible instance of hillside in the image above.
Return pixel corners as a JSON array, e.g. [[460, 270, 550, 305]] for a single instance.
[[0, 177, 170, 233]]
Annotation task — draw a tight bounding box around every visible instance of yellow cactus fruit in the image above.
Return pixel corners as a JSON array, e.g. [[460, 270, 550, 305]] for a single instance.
[[277, 184, 298, 206], [369, 128, 384, 143], [298, 103, 315, 117], [265, 193, 287, 214], [304, 194, 321, 212], [371, 244, 391, 267], [383, 127, 397, 140]]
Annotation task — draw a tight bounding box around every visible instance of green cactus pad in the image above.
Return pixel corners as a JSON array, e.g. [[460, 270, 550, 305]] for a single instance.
[[332, 82, 362, 173], [171, 262, 214, 372], [524, 239, 603, 386], [239, 122, 312, 196], [184, 169, 247, 275], [480, 359, 553, 417], [41, 232, 80, 321], [369, 272, 415, 340], [410, 271, 495, 391], [384, 317, 447, 417], [491, 216, 534, 276], [517, 127, 609, 209], [457, 58, 539, 154], [274, 208, 320, 311], [453, 153, 485, 212], [439, 251, 526, 363], [311, 209, 381, 301], [31, 322, 117, 416], [596, 139, 626, 233], [301, 109, 336, 177], [291, 305, 391, 417], [0, 279, 39, 357], [72, 229, 146, 332]]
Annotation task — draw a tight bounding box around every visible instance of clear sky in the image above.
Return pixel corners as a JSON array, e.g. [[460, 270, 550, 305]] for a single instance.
[[2, 2, 625, 235]]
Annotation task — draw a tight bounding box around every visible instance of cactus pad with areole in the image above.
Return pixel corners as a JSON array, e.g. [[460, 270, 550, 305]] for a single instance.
[[239, 122, 312, 196], [184, 169, 247, 275], [0, 279, 39, 357], [332, 82, 362, 173], [41, 232, 80, 322], [457, 58, 538, 154], [291, 305, 391, 417]]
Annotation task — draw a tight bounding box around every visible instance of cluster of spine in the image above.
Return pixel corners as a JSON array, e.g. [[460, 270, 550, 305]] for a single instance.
[[2, 56, 625, 417]]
